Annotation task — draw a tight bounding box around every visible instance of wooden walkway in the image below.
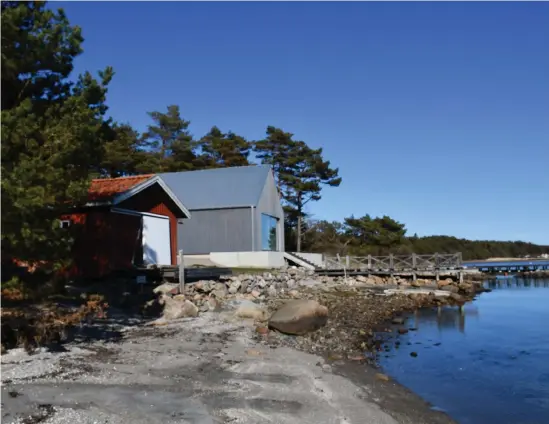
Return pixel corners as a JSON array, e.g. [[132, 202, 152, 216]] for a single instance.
[[317, 253, 464, 282]]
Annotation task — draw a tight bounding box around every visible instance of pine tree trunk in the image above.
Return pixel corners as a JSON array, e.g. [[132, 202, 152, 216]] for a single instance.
[[296, 214, 302, 252]]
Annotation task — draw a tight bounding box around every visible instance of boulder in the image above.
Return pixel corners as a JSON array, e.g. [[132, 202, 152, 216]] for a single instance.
[[440, 285, 459, 293], [194, 281, 214, 293], [458, 282, 473, 292], [288, 290, 301, 298], [233, 300, 269, 321], [257, 278, 268, 288], [267, 285, 277, 298], [153, 283, 179, 295], [162, 296, 199, 320], [437, 279, 453, 288], [228, 280, 242, 294], [268, 299, 329, 335]]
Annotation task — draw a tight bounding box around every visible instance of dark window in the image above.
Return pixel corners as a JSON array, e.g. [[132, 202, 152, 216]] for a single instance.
[[60, 220, 71, 229]]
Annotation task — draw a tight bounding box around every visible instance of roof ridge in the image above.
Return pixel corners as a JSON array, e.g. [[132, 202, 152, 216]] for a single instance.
[[162, 164, 270, 176]]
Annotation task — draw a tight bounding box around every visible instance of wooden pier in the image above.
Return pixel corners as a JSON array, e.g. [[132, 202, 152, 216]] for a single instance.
[[317, 253, 465, 282]]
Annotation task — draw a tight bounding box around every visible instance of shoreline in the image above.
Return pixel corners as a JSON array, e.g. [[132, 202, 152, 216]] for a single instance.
[[1, 309, 457, 424], [1, 272, 487, 423], [0, 294, 479, 424]]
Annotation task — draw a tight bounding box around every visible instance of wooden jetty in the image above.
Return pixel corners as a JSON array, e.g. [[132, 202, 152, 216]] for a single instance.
[[317, 253, 465, 282]]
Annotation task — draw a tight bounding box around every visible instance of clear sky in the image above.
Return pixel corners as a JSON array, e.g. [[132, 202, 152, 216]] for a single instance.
[[58, 1, 549, 244]]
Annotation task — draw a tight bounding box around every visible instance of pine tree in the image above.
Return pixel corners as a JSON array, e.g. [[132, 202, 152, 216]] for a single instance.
[[140, 105, 196, 172], [1, 1, 113, 267], [196, 126, 250, 168], [254, 126, 341, 251]]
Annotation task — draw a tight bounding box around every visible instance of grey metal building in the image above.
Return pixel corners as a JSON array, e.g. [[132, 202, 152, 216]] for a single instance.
[[159, 165, 285, 254]]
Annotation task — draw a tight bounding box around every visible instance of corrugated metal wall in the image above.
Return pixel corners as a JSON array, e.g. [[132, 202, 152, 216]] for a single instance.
[[178, 207, 253, 254], [255, 171, 285, 252]]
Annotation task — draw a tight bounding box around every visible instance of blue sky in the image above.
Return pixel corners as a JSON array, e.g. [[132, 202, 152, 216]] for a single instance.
[[59, 1, 549, 244]]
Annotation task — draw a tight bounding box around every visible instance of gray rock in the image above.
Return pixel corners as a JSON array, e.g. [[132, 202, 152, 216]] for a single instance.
[[267, 285, 277, 298], [161, 296, 199, 320], [194, 281, 212, 293], [268, 299, 329, 335], [153, 282, 179, 295], [440, 285, 459, 293], [212, 289, 227, 299], [257, 278, 268, 288], [298, 278, 320, 288], [232, 300, 269, 321], [228, 280, 242, 294]]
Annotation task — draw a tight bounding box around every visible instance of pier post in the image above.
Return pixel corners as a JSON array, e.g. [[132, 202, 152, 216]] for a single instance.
[[459, 271, 464, 284], [435, 271, 440, 282], [412, 272, 417, 282], [367, 255, 372, 270], [178, 250, 185, 294], [345, 255, 350, 268]]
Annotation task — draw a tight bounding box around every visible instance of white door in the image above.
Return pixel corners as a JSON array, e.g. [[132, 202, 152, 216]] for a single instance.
[[142, 214, 171, 265]]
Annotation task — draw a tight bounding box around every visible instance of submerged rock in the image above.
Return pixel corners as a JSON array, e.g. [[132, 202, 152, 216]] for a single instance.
[[268, 299, 328, 335], [375, 373, 390, 382]]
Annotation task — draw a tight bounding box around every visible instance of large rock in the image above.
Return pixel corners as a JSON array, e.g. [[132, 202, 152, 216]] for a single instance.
[[162, 296, 199, 320], [153, 282, 179, 295], [268, 299, 328, 335], [228, 280, 242, 294], [440, 285, 459, 293], [458, 282, 474, 293], [232, 300, 269, 321]]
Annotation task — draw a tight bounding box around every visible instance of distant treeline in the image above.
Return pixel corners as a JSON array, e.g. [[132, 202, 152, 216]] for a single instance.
[[295, 216, 548, 260]]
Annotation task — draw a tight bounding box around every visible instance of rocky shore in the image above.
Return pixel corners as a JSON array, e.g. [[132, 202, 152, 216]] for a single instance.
[[2, 268, 486, 423], [149, 268, 485, 362]]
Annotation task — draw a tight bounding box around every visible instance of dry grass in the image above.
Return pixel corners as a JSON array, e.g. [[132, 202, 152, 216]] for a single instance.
[[1, 293, 108, 353]]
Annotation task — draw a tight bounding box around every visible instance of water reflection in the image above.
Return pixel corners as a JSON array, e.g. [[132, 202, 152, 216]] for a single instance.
[[485, 278, 549, 289], [410, 305, 479, 334], [378, 279, 549, 424]]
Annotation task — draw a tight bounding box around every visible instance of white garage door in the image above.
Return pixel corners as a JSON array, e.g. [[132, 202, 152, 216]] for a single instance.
[[142, 214, 171, 265]]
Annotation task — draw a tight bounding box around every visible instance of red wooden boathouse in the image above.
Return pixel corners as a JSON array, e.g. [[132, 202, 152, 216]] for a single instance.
[[63, 174, 190, 279]]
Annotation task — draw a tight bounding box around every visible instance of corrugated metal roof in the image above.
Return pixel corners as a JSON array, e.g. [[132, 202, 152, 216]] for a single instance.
[[88, 175, 155, 202], [159, 165, 272, 210]]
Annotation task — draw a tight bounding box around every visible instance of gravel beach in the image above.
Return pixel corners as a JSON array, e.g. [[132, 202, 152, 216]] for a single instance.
[[0, 268, 480, 424], [1, 305, 455, 424]]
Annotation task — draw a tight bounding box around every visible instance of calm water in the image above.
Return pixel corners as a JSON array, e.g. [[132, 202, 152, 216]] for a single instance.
[[378, 278, 549, 424]]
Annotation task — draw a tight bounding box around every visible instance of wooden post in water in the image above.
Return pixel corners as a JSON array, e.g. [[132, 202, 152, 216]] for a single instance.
[[178, 250, 185, 294]]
